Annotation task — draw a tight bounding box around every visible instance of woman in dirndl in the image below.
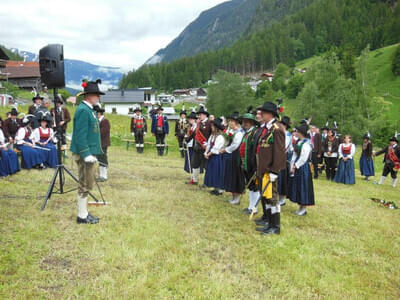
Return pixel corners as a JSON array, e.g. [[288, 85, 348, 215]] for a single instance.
[[334, 135, 356, 185], [204, 118, 225, 195], [15, 117, 44, 169], [30, 115, 58, 168], [221, 112, 245, 205], [359, 133, 374, 181], [0, 127, 20, 177], [289, 124, 315, 216]]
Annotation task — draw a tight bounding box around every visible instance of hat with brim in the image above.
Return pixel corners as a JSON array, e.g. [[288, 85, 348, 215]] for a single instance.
[[260, 102, 278, 116], [281, 116, 291, 129], [390, 136, 398, 143], [227, 111, 241, 123], [180, 110, 187, 116], [156, 106, 163, 111], [197, 106, 209, 117], [134, 107, 142, 113], [295, 124, 309, 137], [32, 94, 44, 102], [77, 79, 105, 97], [212, 118, 225, 131], [10, 108, 18, 116], [187, 112, 198, 119], [241, 112, 257, 124]]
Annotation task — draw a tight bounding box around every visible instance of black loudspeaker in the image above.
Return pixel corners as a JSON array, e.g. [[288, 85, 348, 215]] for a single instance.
[[39, 44, 65, 89]]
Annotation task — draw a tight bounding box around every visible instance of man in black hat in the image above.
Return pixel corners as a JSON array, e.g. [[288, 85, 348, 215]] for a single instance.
[[2, 108, 21, 146], [183, 110, 198, 182], [190, 105, 212, 185], [256, 102, 286, 235], [33, 98, 53, 129], [151, 106, 169, 156], [374, 135, 400, 188], [175, 108, 188, 158], [28, 94, 43, 115], [70, 79, 104, 224], [50, 95, 71, 150], [95, 106, 110, 181], [131, 107, 147, 153]]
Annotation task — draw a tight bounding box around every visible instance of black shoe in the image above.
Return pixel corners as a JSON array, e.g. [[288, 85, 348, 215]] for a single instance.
[[261, 213, 280, 235], [256, 224, 269, 232], [242, 208, 251, 214], [77, 214, 99, 224]]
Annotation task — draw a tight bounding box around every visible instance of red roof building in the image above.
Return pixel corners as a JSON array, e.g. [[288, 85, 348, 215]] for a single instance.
[[3, 61, 42, 91]]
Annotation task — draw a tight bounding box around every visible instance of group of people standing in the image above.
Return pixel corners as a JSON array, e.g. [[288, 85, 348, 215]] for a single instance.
[[0, 94, 71, 177], [181, 102, 316, 236]]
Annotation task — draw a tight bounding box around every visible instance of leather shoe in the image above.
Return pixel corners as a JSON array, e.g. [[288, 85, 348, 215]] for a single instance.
[[261, 227, 280, 235], [77, 214, 99, 224], [255, 219, 267, 226]]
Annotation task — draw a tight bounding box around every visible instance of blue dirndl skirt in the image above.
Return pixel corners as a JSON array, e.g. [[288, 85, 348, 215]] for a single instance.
[[184, 147, 194, 174], [0, 148, 20, 176], [359, 154, 374, 177], [334, 157, 355, 184], [39, 140, 58, 168], [204, 154, 225, 189], [289, 162, 315, 206], [17, 141, 44, 169]]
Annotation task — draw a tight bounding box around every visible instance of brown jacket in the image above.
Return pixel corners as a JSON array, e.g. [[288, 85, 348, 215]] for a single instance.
[[322, 136, 339, 154], [99, 117, 111, 148], [50, 107, 71, 130], [311, 132, 322, 154], [2, 118, 21, 140], [257, 121, 286, 176]]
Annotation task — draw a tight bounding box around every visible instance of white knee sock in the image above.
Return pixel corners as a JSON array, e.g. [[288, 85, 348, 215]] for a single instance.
[[392, 178, 398, 188], [192, 168, 200, 182], [77, 195, 88, 219], [271, 204, 281, 215], [379, 176, 386, 185], [103, 167, 108, 180]]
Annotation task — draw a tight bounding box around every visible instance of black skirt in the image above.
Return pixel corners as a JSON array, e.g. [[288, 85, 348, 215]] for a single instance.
[[223, 150, 245, 194]]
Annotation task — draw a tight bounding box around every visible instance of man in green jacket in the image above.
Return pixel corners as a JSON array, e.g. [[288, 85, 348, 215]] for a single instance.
[[70, 79, 104, 224]]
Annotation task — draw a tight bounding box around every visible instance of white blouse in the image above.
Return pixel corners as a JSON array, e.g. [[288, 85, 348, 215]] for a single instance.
[[291, 139, 312, 169], [206, 135, 225, 154], [30, 127, 57, 144], [338, 143, 356, 159], [0, 129, 5, 144], [15, 127, 31, 145], [225, 129, 244, 154]]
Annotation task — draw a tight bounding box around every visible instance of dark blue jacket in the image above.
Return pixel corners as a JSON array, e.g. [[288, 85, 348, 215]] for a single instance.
[[151, 114, 169, 134]]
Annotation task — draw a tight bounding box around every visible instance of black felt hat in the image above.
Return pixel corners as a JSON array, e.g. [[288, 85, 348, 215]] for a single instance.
[[134, 107, 142, 113], [197, 106, 209, 117], [212, 118, 225, 131], [296, 124, 309, 137], [227, 111, 241, 122], [32, 94, 44, 102], [156, 105, 164, 111], [260, 101, 278, 116], [281, 116, 291, 129], [390, 136, 398, 143], [78, 79, 105, 96], [10, 108, 18, 116], [187, 111, 198, 119]]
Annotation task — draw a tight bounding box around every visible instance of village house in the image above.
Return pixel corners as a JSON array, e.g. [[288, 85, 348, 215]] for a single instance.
[[101, 89, 157, 116], [0, 48, 9, 84], [3, 61, 42, 91], [260, 72, 274, 82], [247, 80, 263, 92]]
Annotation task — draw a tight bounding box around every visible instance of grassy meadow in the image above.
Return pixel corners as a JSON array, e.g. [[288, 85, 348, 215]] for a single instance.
[[1, 105, 400, 299]]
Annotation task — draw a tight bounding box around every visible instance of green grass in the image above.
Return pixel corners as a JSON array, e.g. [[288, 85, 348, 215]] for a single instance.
[[1, 106, 400, 298]]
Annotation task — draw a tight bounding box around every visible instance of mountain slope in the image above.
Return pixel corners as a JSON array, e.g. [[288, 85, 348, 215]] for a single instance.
[[146, 0, 260, 64]]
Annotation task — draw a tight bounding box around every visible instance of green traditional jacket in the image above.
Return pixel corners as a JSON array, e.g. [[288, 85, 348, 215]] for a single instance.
[[70, 102, 102, 158]]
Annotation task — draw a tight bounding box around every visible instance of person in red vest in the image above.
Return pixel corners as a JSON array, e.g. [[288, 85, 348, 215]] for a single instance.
[[189, 105, 212, 185], [131, 107, 147, 153], [374, 134, 400, 188], [151, 106, 169, 156]]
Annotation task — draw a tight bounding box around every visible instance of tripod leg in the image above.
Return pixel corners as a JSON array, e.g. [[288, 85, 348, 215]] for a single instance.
[[63, 166, 101, 203], [41, 167, 60, 211]]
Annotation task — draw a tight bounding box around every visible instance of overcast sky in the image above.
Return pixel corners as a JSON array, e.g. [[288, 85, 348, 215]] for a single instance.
[[0, 0, 227, 71]]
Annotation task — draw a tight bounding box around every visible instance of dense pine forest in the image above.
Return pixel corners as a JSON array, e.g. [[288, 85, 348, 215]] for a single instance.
[[120, 0, 400, 91]]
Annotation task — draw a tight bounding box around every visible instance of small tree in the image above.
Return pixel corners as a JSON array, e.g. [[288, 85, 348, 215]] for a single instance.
[[392, 45, 400, 76]]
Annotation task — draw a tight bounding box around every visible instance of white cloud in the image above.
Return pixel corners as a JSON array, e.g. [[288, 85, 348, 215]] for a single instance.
[[0, 0, 227, 70]]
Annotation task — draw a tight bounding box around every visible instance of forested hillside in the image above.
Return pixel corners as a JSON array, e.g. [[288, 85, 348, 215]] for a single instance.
[[121, 0, 400, 91]]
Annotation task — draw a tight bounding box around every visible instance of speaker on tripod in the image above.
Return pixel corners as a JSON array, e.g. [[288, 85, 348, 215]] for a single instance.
[[39, 44, 65, 89], [39, 44, 103, 210]]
